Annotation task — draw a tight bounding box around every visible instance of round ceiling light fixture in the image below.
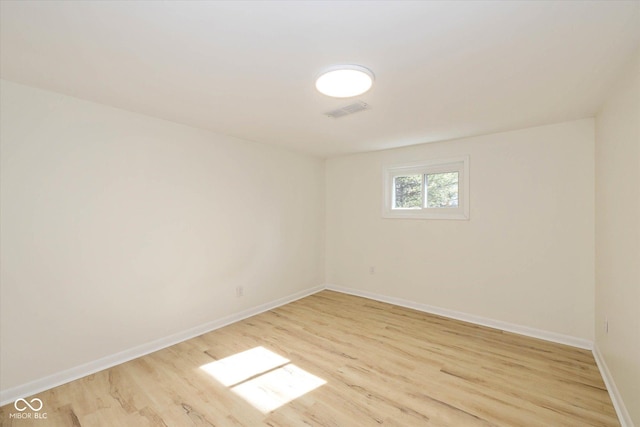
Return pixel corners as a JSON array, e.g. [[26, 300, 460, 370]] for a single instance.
[[315, 65, 374, 98]]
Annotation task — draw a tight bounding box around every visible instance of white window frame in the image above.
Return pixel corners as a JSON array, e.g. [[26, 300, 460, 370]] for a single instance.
[[383, 156, 470, 220]]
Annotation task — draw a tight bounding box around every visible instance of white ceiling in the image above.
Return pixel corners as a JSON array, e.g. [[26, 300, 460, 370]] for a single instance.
[[1, 1, 638, 157]]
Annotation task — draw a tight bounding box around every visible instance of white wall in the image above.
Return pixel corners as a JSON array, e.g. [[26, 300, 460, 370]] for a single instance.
[[326, 120, 595, 341], [0, 80, 324, 392], [595, 51, 640, 425]]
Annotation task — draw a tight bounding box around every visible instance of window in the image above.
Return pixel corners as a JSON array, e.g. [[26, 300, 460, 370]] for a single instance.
[[383, 156, 469, 219]]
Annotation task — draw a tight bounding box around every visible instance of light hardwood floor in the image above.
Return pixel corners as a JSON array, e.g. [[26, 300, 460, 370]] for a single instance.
[[1, 291, 619, 426]]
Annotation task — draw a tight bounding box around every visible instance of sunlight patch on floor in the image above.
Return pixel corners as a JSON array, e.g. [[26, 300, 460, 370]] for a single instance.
[[231, 363, 326, 413], [200, 346, 326, 413], [200, 346, 289, 387]]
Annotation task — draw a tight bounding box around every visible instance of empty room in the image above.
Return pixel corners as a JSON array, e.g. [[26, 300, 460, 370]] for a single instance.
[[0, 1, 638, 426]]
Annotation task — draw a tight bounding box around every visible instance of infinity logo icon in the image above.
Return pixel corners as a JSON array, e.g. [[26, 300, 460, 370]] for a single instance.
[[14, 397, 43, 412]]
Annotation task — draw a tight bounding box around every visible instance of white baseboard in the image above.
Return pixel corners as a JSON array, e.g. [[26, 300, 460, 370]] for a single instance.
[[593, 344, 634, 427], [325, 284, 593, 350], [0, 285, 323, 407]]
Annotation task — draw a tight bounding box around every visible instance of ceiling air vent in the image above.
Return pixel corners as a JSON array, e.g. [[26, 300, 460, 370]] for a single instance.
[[325, 101, 370, 119]]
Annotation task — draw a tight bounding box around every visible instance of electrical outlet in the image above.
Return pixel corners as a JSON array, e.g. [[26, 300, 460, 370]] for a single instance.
[[369, 266, 375, 274], [604, 317, 609, 334], [236, 286, 244, 297]]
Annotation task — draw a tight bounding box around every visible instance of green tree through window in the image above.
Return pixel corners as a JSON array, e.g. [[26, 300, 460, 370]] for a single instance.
[[426, 172, 459, 208], [394, 175, 422, 208], [384, 156, 469, 219]]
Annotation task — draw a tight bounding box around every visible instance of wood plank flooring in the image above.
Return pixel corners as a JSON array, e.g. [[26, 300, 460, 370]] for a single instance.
[[0, 291, 619, 426]]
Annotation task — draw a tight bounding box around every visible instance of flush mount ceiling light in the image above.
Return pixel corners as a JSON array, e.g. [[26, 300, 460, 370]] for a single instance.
[[315, 65, 374, 98]]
